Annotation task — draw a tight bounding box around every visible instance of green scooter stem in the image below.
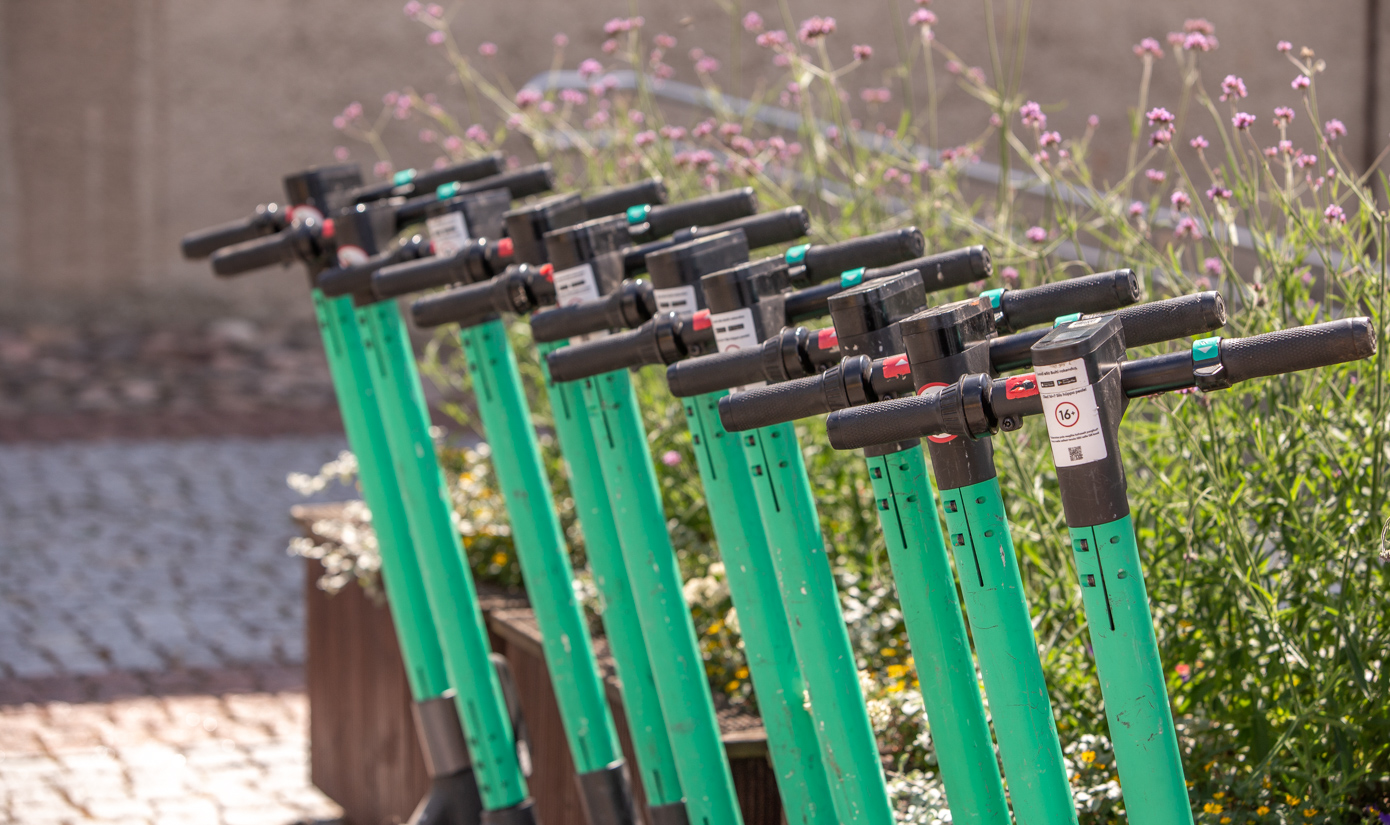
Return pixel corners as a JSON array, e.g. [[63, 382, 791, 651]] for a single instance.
[[536, 342, 686, 812], [683, 390, 838, 825], [936, 477, 1078, 824], [356, 300, 532, 813], [314, 290, 451, 700], [739, 422, 894, 825], [579, 368, 745, 825], [457, 320, 635, 814], [863, 448, 1010, 825]]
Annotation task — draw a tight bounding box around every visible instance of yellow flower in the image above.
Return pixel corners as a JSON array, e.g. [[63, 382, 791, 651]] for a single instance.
[[886, 663, 908, 679], [1205, 760, 1217, 772], [1286, 794, 1301, 806], [880, 647, 898, 657], [886, 680, 906, 693], [1203, 802, 1223, 814], [735, 666, 749, 679], [707, 619, 724, 634], [1257, 807, 1270, 816], [491, 551, 508, 567], [1080, 750, 1097, 764], [725, 680, 740, 692], [1220, 818, 1231, 824], [1214, 792, 1225, 799], [1302, 810, 1317, 818]]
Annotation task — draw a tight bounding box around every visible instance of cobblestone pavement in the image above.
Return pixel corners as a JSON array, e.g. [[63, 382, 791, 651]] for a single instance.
[[0, 435, 352, 824]]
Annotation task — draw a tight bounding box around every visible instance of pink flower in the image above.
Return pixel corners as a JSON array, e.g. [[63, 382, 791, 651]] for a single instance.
[[1184, 18, 1215, 34], [1206, 185, 1232, 202], [1292, 75, 1311, 90], [909, 8, 937, 26], [1039, 131, 1061, 148], [604, 16, 643, 34], [628, 110, 645, 124], [403, 1, 422, 16], [1190, 135, 1209, 150], [1264, 145, 1279, 158], [1146, 169, 1167, 183], [1133, 37, 1164, 59], [1296, 152, 1318, 169], [860, 88, 891, 104], [1300, 269, 1315, 286], [1274, 107, 1296, 125], [515, 89, 542, 108], [1183, 32, 1217, 52], [581, 59, 606, 80], [742, 11, 764, 32], [1129, 201, 1146, 217], [1325, 119, 1347, 141], [990, 113, 1003, 128], [478, 42, 497, 57], [333, 146, 350, 162], [853, 44, 873, 61], [756, 30, 788, 49], [1001, 266, 1019, 283], [425, 4, 443, 17], [559, 89, 587, 106], [332, 115, 347, 130], [692, 119, 715, 138], [1176, 662, 1192, 683], [1146, 107, 1175, 126], [1277, 40, 1293, 52], [373, 160, 393, 179], [465, 124, 489, 144], [916, 160, 931, 175], [1232, 112, 1256, 130], [1025, 226, 1047, 243], [602, 39, 619, 54], [661, 450, 682, 467], [1032, 150, 1050, 164], [1171, 190, 1191, 210], [553, 33, 569, 48], [1020, 101, 1046, 128], [695, 56, 720, 73], [798, 16, 836, 42], [660, 125, 686, 140], [443, 135, 463, 152], [1166, 32, 1185, 46], [1150, 128, 1173, 147], [1324, 204, 1347, 224], [1279, 139, 1294, 155], [1220, 75, 1247, 101], [634, 130, 657, 147], [344, 102, 363, 120], [1088, 114, 1100, 128], [1174, 217, 1202, 240], [883, 167, 903, 183], [418, 128, 437, 143], [1203, 257, 1222, 277], [655, 33, 676, 49], [428, 30, 446, 45]]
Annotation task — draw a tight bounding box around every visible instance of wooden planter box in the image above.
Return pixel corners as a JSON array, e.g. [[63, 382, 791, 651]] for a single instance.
[[298, 504, 782, 825]]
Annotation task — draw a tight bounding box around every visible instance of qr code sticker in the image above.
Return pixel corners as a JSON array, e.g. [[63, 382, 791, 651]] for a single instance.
[[1068, 446, 1084, 462]]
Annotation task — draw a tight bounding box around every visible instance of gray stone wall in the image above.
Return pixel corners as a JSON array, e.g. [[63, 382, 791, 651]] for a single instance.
[[0, 0, 1382, 323]]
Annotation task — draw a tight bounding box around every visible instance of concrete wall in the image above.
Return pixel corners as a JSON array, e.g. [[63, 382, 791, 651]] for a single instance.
[[0, 0, 1383, 324]]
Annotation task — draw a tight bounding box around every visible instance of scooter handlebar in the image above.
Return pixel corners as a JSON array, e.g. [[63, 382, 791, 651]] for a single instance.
[[642, 188, 759, 238], [666, 346, 766, 397], [181, 207, 286, 259], [998, 268, 1140, 331], [582, 179, 669, 218], [546, 327, 660, 382], [801, 227, 924, 283], [209, 226, 304, 277], [1221, 317, 1376, 383]]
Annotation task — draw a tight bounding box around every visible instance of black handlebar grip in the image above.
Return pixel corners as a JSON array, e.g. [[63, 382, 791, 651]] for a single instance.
[[825, 393, 948, 450], [801, 228, 925, 284], [410, 278, 508, 329], [181, 209, 282, 259], [531, 298, 618, 343], [694, 207, 811, 250], [318, 256, 386, 298], [1220, 317, 1376, 384], [410, 154, 506, 194], [582, 179, 669, 218], [1114, 291, 1226, 348], [546, 327, 662, 383], [644, 188, 759, 238], [373, 252, 471, 300], [468, 164, 555, 201], [999, 269, 1140, 331], [667, 348, 767, 397], [875, 246, 992, 291], [209, 228, 299, 276], [717, 375, 832, 432]]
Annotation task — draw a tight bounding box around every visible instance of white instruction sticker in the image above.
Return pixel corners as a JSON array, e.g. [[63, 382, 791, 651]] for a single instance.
[[551, 262, 608, 344], [654, 285, 699, 314], [425, 211, 471, 257], [710, 307, 764, 393], [1036, 357, 1107, 467]]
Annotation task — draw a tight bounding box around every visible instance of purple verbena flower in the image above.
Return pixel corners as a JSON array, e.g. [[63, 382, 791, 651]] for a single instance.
[[853, 44, 873, 61], [478, 42, 497, 57], [1274, 106, 1296, 125], [742, 12, 764, 33], [860, 88, 891, 104], [559, 89, 587, 106], [1324, 204, 1347, 224], [604, 16, 644, 35], [428, 30, 446, 45], [1133, 37, 1164, 59], [1146, 169, 1167, 183], [403, 1, 422, 17], [418, 128, 437, 143], [909, 9, 937, 26], [660, 125, 686, 140], [655, 33, 676, 49], [798, 16, 837, 43], [425, 4, 443, 18], [628, 110, 644, 124], [1279, 139, 1295, 155], [1025, 226, 1047, 243], [756, 30, 788, 49], [661, 450, 682, 467], [515, 89, 542, 108], [1001, 266, 1019, 283], [1174, 217, 1202, 240], [1232, 112, 1256, 130], [1150, 128, 1173, 147], [1183, 32, 1217, 52], [1184, 18, 1215, 34], [1039, 131, 1061, 148], [1220, 75, 1247, 101], [333, 146, 350, 161], [1146, 107, 1175, 126], [1020, 101, 1046, 128], [696, 56, 720, 73], [1325, 119, 1347, 141], [1296, 152, 1318, 169], [602, 39, 619, 54], [1088, 114, 1100, 128], [1206, 185, 1232, 201], [1190, 135, 1209, 150], [1277, 40, 1293, 52], [1129, 201, 1146, 217], [1292, 75, 1311, 90], [634, 130, 657, 147], [443, 135, 463, 152], [553, 33, 568, 48], [1171, 190, 1191, 210], [1203, 257, 1222, 277], [465, 124, 489, 144], [373, 160, 393, 179]]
